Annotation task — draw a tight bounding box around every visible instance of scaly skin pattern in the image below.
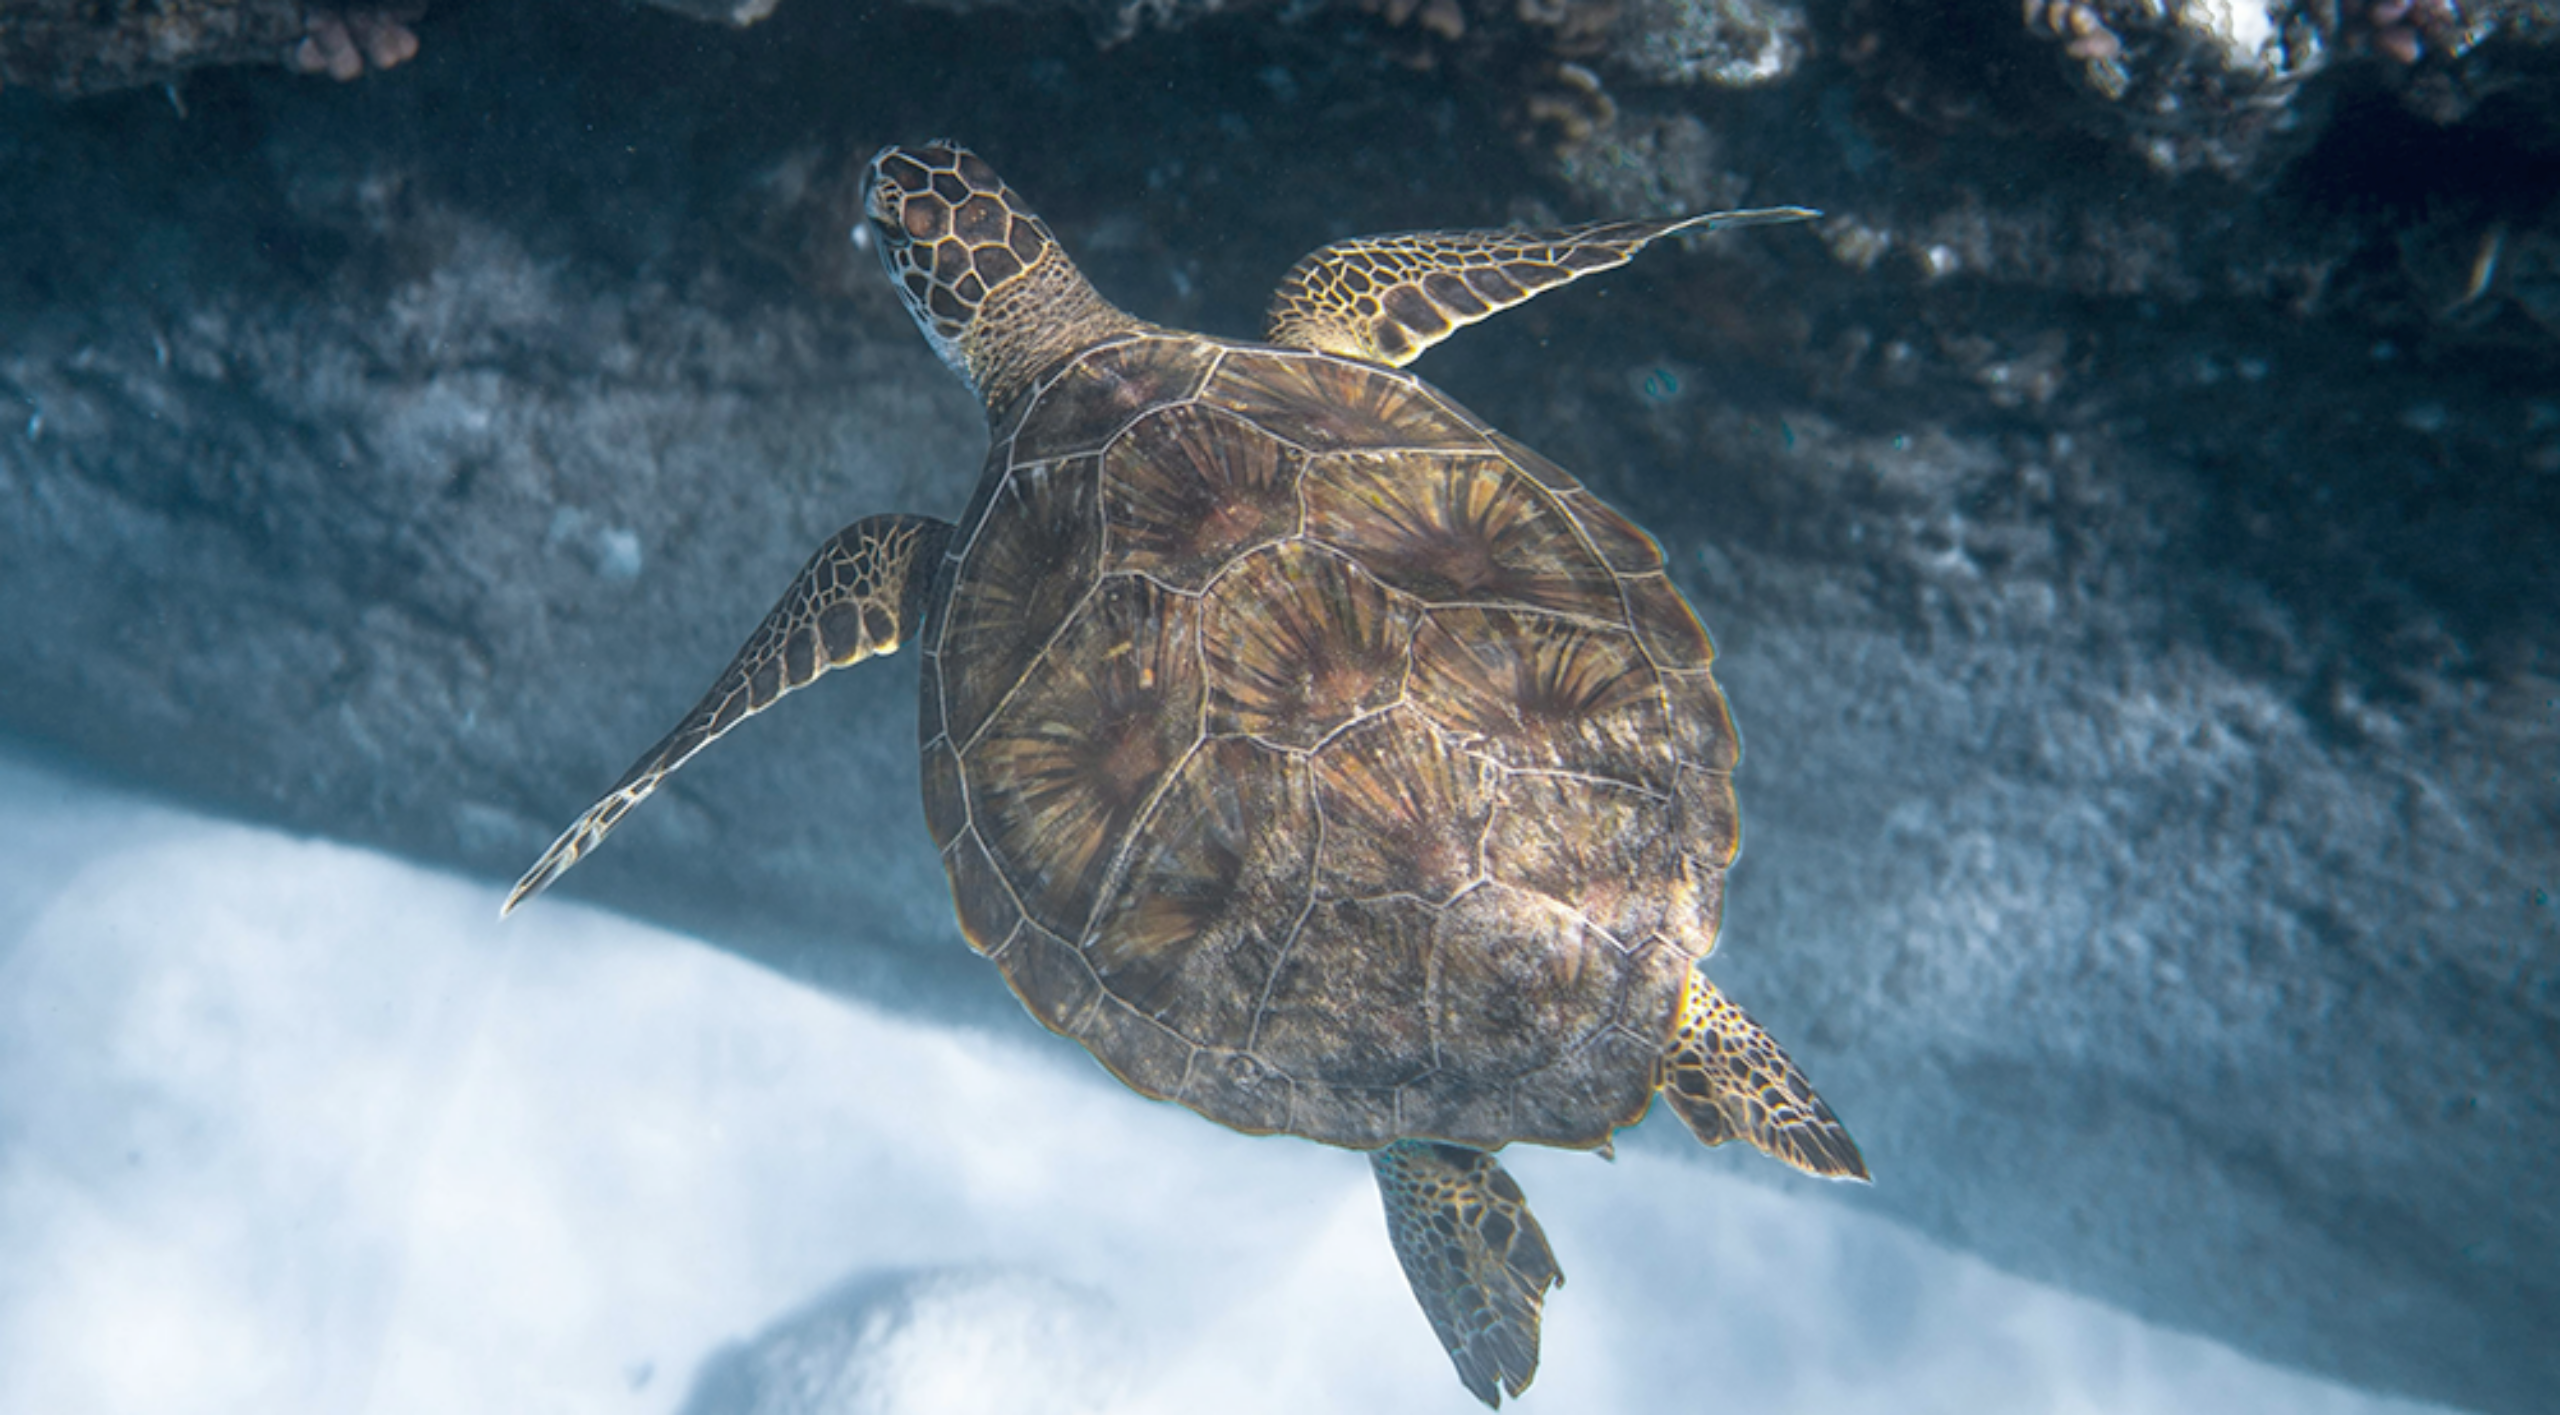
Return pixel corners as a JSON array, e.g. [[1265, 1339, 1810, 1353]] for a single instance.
[[504, 514, 950, 915], [1659, 968, 1871, 1181], [1264, 206, 1817, 367], [1373, 1140, 1563, 1409], [863, 143, 1142, 415]]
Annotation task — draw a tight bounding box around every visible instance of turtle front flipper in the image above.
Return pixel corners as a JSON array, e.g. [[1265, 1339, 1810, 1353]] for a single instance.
[[1658, 968, 1870, 1181], [1372, 1140, 1563, 1408], [1264, 206, 1818, 368], [502, 513, 954, 916]]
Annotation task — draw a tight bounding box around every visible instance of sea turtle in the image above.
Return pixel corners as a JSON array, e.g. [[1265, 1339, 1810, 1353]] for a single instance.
[[504, 142, 1867, 1406]]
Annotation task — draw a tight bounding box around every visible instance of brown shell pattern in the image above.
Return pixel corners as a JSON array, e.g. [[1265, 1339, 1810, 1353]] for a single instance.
[[925, 333, 1742, 1150]]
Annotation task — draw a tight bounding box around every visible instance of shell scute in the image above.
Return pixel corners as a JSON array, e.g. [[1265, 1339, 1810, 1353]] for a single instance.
[[1486, 430, 1581, 493], [1430, 884, 1621, 1083], [1392, 1074, 1512, 1146], [1203, 542, 1415, 747], [1082, 996, 1198, 1100], [1509, 1022, 1662, 1147], [1485, 773, 1696, 949], [1559, 490, 1664, 573], [1309, 712, 1491, 905], [937, 456, 1102, 746], [921, 734, 967, 850], [1619, 935, 1700, 1035], [1004, 922, 1105, 1037], [1179, 1050, 1295, 1135], [1103, 403, 1301, 588], [965, 575, 1204, 937], [1251, 896, 1439, 1092], [1661, 667, 1741, 773], [1085, 738, 1312, 1043], [1013, 336, 1221, 462], [1672, 764, 1742, 872], [1622, 572, 1716, 669], [1294, 1083, 1402, 1149], [1408, 607, 1670, 790], [944, 828, 1023, 957], [1303, 452, 1625, 621], [1203, 349, 1484, 452]]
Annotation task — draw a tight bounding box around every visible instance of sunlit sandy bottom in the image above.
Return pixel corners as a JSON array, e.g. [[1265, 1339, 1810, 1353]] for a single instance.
[[0, 749, 2445, 1415]]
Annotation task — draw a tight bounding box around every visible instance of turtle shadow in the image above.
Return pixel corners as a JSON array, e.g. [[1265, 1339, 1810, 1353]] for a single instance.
[[675, 1263, 1133, 1415]]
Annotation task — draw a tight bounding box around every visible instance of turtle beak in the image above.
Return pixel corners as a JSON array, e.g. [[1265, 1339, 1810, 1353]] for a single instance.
[[860, 148, 922, 253], [858, 169, 896, 246]]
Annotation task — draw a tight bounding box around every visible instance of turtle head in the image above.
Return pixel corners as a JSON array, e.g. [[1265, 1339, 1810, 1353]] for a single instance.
[[861, 143, 1132, 413]]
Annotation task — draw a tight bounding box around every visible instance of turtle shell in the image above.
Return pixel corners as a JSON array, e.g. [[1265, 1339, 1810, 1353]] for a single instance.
[[917, 332, 1742, 1152]]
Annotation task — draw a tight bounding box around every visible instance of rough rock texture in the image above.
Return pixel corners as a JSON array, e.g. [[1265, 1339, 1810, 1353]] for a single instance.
[[0, 1, 429, 96], [0, 2, 2552, 1414], [643, 0, 783, 27], [0, 0, 310, 95]]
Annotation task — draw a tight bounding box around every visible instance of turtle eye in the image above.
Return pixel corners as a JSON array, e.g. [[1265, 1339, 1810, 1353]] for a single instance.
[[860, 187, 901, 243], [864, 151, 942, 241]]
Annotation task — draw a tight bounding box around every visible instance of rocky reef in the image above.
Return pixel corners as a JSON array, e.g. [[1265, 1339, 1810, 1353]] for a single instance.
[[0, 2, 428, 95], [1, 1, 2551, 1412]]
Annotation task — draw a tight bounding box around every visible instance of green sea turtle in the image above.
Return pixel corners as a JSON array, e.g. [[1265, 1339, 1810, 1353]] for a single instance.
[[505, 142, 1867, 1406]]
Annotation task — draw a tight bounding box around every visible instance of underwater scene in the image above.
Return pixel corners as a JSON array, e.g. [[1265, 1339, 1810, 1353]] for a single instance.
[[1, 2, 2551, 1412]]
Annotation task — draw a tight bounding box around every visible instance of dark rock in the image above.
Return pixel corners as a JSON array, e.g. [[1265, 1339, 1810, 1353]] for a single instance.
[[0, 1, 428, 97], [0, 3, 2552, 1414], [1, 0, 305, 97], [643, 0, 784, 26]]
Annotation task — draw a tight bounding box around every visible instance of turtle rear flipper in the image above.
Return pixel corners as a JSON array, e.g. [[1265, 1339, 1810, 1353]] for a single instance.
[[502, 513, 953, 915], [1373, 1141, 1563, 1409], [1264, 207, 1818, 369], [1659, 969, 1869, 1181]]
